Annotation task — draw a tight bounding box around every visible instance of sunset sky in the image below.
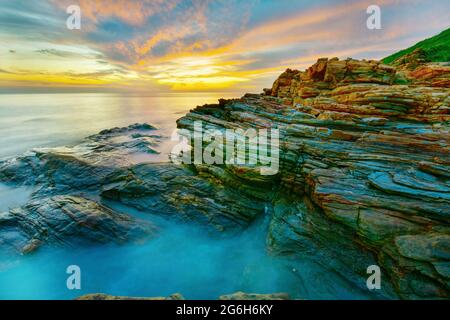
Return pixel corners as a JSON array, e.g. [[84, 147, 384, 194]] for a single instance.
[[0, 0, 449, 93]]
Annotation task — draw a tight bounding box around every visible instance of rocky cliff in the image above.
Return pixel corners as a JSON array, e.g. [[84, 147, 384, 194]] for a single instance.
[[0, 54, 448, 299], [176, 55, 450, 299]]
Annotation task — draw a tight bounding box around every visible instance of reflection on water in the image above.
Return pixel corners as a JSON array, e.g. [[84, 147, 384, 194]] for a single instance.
[[0, 93, 239, 160]]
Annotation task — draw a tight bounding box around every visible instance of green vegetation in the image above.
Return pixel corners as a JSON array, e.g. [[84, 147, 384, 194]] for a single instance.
[[382, 28, 450, 64]]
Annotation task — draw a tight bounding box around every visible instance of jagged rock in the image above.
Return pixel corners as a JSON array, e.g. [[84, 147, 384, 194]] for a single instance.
[[76, 293, 184, 300], [387, 48, 450, 87], [266, 195, 397, 298], [0, 123, 269, 239], [176, 56, 450, 299], [0, 195, 156, 254], [390, 48, 432, 70], [271, 68, 300, 98], [0, 123, 161, 196], [96, 123, 157, 135]]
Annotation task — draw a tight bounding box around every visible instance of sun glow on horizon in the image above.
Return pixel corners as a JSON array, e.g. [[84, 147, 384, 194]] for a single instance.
[[1, 0, 449, 93]]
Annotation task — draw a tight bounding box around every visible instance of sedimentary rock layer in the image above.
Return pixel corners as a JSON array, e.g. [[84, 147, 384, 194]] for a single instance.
[[176, 56, 449, 299]]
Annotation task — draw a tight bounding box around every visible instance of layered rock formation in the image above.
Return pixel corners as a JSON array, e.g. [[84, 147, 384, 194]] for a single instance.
[[0, 123, 162, 253], [176, 56, 449, 299], [0, 122, 266, 254], [0, 55, 448, 299], [0, 195, 156, 254]]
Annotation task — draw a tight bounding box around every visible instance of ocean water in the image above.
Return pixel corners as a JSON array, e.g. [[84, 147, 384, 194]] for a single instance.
[[0, 93, 237, 160], [0, 93, 377, 300]]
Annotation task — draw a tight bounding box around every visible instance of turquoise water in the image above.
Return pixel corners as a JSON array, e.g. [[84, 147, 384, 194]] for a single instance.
[[0, 204, 370, 300], [0, 93, 377, 300]]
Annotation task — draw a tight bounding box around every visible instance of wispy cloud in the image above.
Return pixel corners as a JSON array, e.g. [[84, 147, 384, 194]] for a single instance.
[[52, 0, 181, 26], [0, 0, 449, 92], [0, 68, 15, 74]]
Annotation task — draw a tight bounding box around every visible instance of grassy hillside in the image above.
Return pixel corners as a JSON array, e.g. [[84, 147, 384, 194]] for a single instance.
[[382, 28, 450, 64]]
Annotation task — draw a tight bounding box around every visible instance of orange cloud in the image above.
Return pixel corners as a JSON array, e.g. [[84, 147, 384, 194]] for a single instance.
[[120, 0, 400, 69], [5, 0, 442, 92], [52, 0, 181, 26]]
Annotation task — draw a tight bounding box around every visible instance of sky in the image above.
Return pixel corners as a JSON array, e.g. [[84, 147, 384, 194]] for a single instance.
[[0, 0, 449, 94]]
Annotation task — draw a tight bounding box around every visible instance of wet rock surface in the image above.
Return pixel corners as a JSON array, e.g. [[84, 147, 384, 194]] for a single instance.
[[0, 56, 448, 299], [100, 163, 266, 231], [176, 57, 449, 299], [0, 195, 156, 254], [0, 122, 267, 252], [0, 123, 162, 253], [0, 123, 161, 195]]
